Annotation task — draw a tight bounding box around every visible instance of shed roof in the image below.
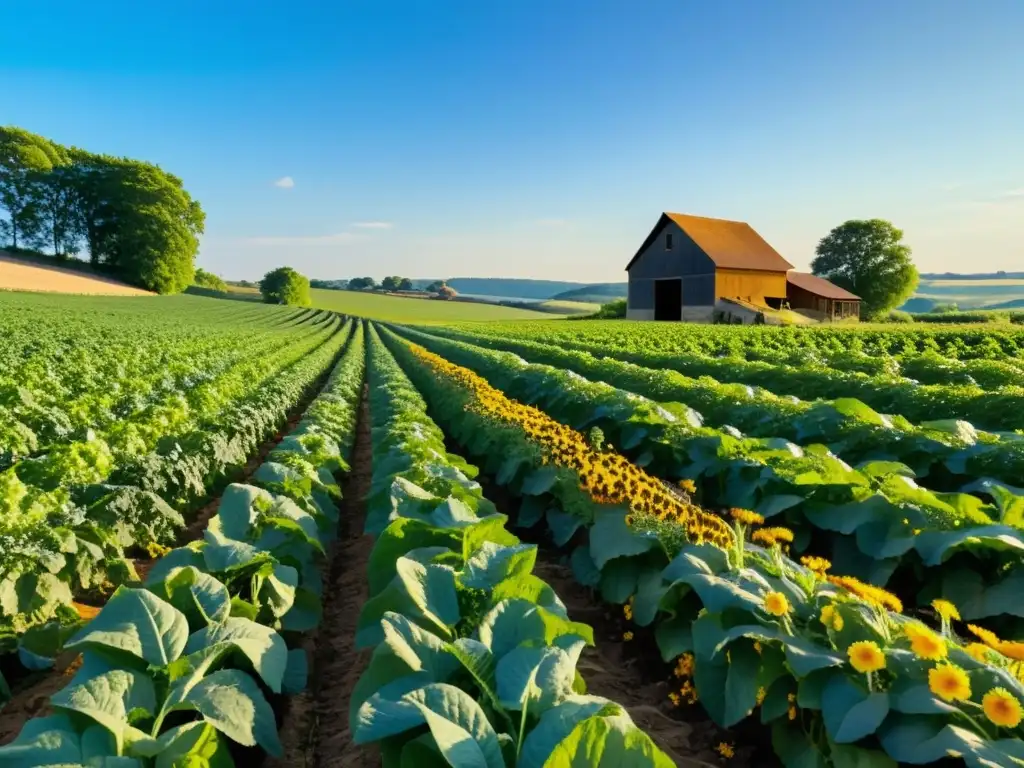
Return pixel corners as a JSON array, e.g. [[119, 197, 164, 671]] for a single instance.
[[786, 271, 861, 301], [626, 213, 795, 272]]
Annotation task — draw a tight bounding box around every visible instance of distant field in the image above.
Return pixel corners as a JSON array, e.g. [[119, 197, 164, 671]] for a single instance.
[[907, 277, 1024, 310], [530, 300, 600, 315], [307, 288, 562, 322], [0, 252, 152, 296]]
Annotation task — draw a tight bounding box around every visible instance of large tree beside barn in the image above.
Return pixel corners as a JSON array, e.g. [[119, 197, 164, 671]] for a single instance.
[[811, 219, 918, 319]]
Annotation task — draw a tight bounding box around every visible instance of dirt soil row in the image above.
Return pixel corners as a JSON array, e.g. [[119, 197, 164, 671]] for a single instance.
[[0, 252, 153, 296]]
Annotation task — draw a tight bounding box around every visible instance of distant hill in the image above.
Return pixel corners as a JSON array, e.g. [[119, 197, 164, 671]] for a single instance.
[[919, 272, 1024, 280], [429, 278, 597, 299], [550, 283, 627, 303]]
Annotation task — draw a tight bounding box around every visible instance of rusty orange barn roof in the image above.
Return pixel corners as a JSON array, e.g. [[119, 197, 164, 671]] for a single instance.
[[626, 213, 795, 273], [786, 271, 861, 300]]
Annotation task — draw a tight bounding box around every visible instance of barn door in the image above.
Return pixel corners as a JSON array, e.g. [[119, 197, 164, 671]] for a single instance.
[[654, 278, 682, 321]]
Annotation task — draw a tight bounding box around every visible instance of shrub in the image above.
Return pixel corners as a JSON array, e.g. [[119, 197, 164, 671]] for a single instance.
[[193, 268, 228, 293], [259, 266, 311, 306], [883, 309, 914, 323]]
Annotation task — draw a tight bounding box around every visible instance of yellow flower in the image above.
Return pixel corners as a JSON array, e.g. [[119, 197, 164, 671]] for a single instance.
[[827, 575, 903, 613], [715, 742, 735, 759], [680, 479, 697, 494], [964, 643, 993, 663], [668, 691, 681, 707], [751, 527, 794, 547], [928, 665, 971, 702], [764, 591, 791, 617], [800, 555, 832, 576], [983, 688, 1023, 728], [905, 624, 948, 661], [788, 704, 798, 721], [623, 631, 634, 641], [967, 624, 1001, 648], [820, 604, 843, 631], [729, 508, 764, 526], [932, 599, 961, 623], [996, 641, 1024, 662], [623, 603, 633, 621], [756, 686, 766, 705], [848, 641, 886, 673]]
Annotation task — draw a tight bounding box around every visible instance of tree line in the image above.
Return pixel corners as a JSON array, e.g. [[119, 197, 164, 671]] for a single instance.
[[0, 126, 205, 294], [311, 276, 457, 297]]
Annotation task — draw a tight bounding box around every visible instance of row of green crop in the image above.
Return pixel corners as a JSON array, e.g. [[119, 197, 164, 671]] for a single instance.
[[382, 326, 1024, 768], [0, 317, 353, 679], [0, 320, 366, 766], [352, 324, 673, 766], [0, 297, 325, 465], [443, 323, 1024, 432], [392, 326, 1024, 636], [444, 321, 1024, 364], [426, 326, 1024, 494]]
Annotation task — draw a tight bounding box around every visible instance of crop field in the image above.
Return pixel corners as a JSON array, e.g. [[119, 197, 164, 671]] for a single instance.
[[308, 287, 562, 322], [3, 295, 1024, 767]]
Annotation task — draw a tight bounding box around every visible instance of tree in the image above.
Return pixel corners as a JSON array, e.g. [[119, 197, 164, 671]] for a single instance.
[[812, 219, 918, 319], [425, 280, 446, 293], [347, 277, 376, 290], [398, 277, 413, 291], [437, 284, 458, 300], [260, 266, 311, 306], [0, 127, 57, 249], [380, 275, 401, 291], [194, 268, 228, 292]]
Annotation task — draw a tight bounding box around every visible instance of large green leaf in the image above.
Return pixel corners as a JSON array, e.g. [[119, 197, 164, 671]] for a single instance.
[[588, 509, 657, 570], [0, 714, 126, 768], [150, 567, 231, 630], [182, 617, 288, 693], [170, 668, 282, 756], [66, 588, 188, 667], [496, 635, 586, 712], [878, 715, 1024, 765], [461, 542, 537, 590], [356, 559, 460, 649], [51, 668, 157, 753], [821, 676, 889, 744], [478, 599, 593, 660]]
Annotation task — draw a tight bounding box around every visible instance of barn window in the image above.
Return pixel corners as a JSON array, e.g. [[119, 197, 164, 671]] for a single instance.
[[666, 233, 673, 250]]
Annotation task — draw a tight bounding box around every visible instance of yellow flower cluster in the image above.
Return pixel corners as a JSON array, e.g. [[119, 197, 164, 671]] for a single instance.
[[848, 641, 886, 673], [751, 526, 795, 547], [408, 343, 734, 549], [827, 574, 903, 613], [729, 508, 764, 526], [820, 604, 844, 632], [800, 555, 831, 579], [715, 742, 735, 759], [967, 624, 1024, 662], [673, 653, 694, 679], [932, 599, 961, 623]]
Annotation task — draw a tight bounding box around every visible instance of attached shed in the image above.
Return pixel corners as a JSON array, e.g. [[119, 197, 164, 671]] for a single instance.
[[625, 213, 794, 322], [786, 272, 861, 320]]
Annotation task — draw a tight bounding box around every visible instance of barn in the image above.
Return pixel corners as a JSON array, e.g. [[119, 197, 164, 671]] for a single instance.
[[624, 212, 860, 322]]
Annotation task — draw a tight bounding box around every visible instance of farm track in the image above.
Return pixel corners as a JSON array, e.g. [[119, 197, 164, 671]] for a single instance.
[[0, 340, 349, 746], [296, 385, 376, 768]]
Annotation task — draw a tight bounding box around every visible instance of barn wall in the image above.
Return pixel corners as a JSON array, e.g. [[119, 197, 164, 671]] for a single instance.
[[715, 269, 787, 305], [787, 284, 829, 313], [627, 221, 715, 314]]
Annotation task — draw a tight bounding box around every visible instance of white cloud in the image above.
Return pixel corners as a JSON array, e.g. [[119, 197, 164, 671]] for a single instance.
[[999, 188, 1024, 199], [351, 221, 394, 229], [272, 176, 295, 189], [241, 232, 361, 246]]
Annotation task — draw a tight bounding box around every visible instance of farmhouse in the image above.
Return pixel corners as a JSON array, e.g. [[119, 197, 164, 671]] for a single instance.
[[624, 212, 860, 322]]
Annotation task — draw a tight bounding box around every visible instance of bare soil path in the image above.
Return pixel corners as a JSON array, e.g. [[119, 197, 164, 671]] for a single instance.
[[269, 386, 376, 768]]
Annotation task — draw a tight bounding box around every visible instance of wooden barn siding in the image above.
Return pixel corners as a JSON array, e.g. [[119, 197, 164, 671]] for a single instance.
[[787, 283, 829, 312], [627, 221, 715, 310], [715, 268, 788, 305]]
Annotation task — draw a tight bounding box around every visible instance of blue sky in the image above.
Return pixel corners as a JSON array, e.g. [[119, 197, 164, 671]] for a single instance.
[[2, 0, 1021, 282]]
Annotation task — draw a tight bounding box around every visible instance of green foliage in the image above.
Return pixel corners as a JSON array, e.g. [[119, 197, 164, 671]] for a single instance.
[[347, 276, 377, 290], [812, 219, 919, 319], [0, 126, 205, 293], [0, 313, 365, 763], [575, 298, 626, 320], [883, 310, 914, 323], [259, 266, 312, 306], [193, 268, 228, 292], [381, 275, 414, 291]]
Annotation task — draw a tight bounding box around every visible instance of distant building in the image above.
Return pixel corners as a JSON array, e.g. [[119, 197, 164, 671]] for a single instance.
[[624, 212, 860, 322]]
